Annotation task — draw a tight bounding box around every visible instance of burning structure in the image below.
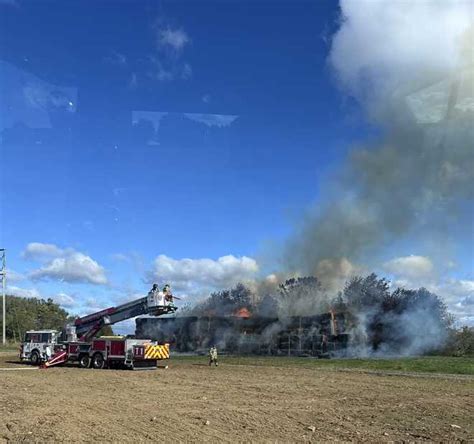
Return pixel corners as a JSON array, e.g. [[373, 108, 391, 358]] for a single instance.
[[136, 274, 452, 357], [135, 311, 348, 356]]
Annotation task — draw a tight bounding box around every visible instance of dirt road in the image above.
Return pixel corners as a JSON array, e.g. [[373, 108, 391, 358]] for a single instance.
[[1, 353, 472, 442]]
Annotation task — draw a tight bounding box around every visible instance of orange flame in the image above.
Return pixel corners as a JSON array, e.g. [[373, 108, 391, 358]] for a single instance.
[[235, 307, 251, 318]]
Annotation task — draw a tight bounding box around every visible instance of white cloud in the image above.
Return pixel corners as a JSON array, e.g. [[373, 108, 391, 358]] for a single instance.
[[5, 269, 26, 283], [445, 279, 474, 297], [147, 254, 259, 293], [382, 254, 473, 325], [158, 28, 190, 52], [7, 285, 77, 310], [143, 22, 192, 84], [7, 285, 41, 299], [30, 253, 107, 285], [184, 113, 238, 128], [111, 253, 130, 262], [439, 279, 474, 326], [22, 242, 64, 260], [53, 292, 76, 308], [383, 255, 434, 280], [329, 0, 472, 108], [24, 243, 108, 285]]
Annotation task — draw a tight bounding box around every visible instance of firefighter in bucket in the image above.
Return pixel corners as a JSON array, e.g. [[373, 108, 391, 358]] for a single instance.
[[147, 283, 175, 307], [163, 284, 175, 307]]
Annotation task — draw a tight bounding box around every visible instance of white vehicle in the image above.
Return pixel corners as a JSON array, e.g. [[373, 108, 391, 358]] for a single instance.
[[20, 330, 60, 365]]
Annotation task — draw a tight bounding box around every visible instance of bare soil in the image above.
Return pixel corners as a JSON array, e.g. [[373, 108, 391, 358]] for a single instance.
[[1, 353, 472, 442]]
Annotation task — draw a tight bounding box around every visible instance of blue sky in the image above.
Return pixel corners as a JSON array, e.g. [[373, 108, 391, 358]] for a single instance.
[[0, 0, 472, 328]]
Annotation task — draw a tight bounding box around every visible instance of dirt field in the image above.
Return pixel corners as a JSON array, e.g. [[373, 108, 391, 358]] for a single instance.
[[1, 353, 473, 442]]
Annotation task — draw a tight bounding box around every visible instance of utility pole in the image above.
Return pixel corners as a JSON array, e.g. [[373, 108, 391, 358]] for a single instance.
[[0, 249, 5, 345]]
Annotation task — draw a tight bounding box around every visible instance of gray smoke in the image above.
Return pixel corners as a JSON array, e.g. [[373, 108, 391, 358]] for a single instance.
[[285, 1, 474, 283], [139, 2, 472, 357]]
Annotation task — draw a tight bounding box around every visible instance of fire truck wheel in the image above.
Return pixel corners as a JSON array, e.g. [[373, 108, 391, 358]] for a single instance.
[[92, 352, 105, 369], [30, 350, 40, 366], [79, 354, 90, 369]]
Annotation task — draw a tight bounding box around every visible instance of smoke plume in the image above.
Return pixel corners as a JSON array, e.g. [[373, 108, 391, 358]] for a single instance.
[[285, 0, 474, 283], [139, 2, 472, 357]]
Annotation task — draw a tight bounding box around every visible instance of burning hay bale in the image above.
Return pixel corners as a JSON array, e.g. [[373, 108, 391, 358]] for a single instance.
[[136, 273, 452, 357], [136, 312, 348, 356]]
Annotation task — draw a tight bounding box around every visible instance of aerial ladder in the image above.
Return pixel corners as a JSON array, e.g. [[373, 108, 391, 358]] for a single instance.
[[72, 293, 176, 342], [36, 286, 177, 369]]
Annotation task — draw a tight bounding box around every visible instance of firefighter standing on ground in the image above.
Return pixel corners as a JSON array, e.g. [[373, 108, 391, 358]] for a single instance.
[[45, 344, 52, 361], [209, 346, 218, 366]]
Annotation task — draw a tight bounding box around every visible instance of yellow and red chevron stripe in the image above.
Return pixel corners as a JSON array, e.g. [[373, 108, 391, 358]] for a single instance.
[[144, 343, 170, 360]]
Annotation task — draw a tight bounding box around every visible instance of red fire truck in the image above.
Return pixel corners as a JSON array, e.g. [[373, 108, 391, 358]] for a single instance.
[[61, 336, 171, 370], [20, 286, 177, 370]]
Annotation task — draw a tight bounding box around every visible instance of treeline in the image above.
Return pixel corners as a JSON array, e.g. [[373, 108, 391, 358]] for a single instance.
[[333, 274, 452, 355], [185, 273, 473, 356], [0, 295, 114, 343], [0, 295, 69, 342], [443, 326, 474, 357]]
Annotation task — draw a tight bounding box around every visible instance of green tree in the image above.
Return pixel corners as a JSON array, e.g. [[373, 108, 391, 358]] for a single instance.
[[278, 276, 330, 316], [0, 295, 68, 342]]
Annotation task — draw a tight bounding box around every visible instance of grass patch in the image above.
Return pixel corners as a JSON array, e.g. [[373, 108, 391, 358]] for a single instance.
[[173, 354, 474, 375], [0, 343, 19, 353]]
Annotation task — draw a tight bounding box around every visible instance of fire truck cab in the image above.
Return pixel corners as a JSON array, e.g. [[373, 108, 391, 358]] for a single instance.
[[20, 329, 60, 365]]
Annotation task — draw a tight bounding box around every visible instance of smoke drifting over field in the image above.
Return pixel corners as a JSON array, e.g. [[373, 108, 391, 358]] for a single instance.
[[285, 0, 473, 280], [275, 0, 474, 355], [143, 2, 472, 357]]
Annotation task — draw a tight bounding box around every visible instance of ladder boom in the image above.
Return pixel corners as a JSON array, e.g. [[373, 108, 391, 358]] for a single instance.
[[73, 294, 176, 341]]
